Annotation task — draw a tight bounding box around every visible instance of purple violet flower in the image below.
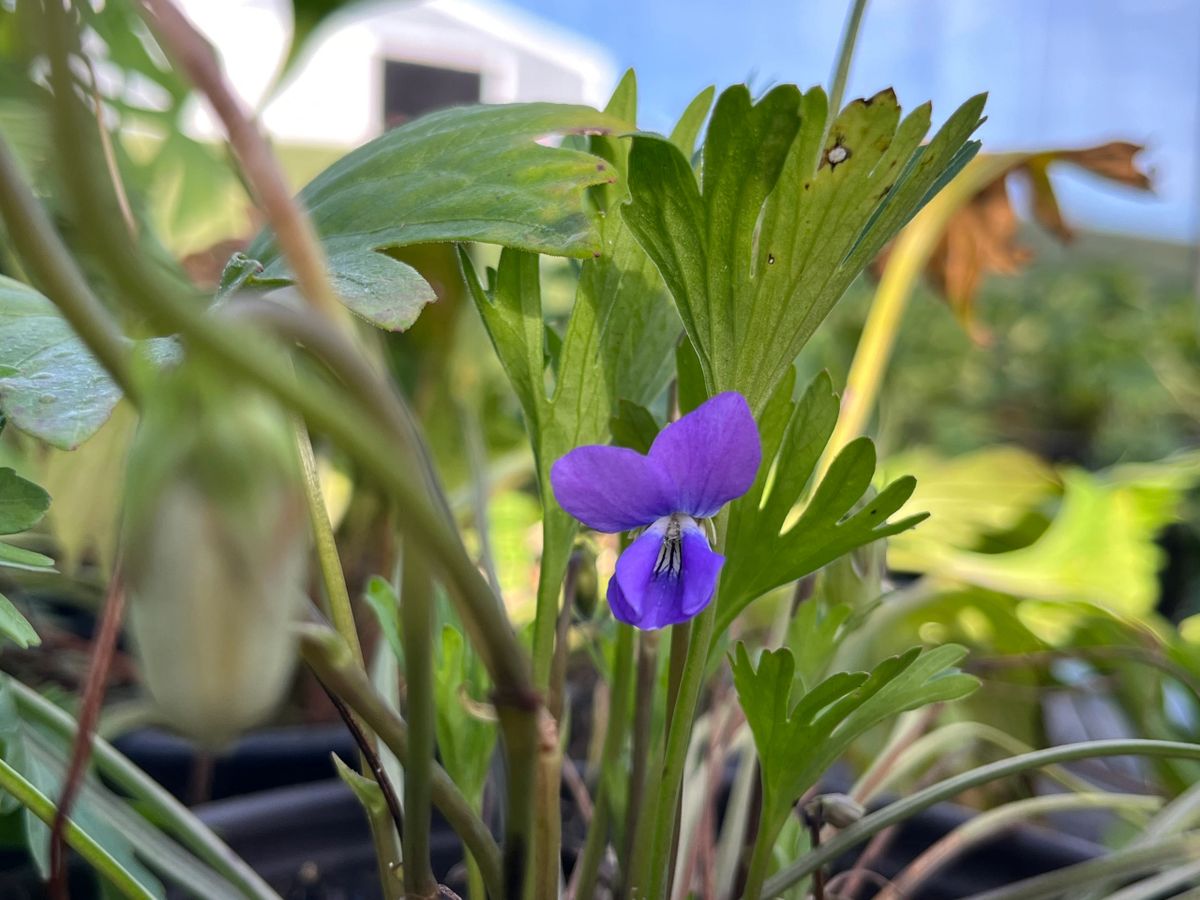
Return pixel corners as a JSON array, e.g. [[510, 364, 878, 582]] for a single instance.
[[550, 392, 761, 630]]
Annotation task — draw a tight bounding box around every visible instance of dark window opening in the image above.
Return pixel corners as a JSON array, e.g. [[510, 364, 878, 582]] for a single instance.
[[382, 60, 481, 128]]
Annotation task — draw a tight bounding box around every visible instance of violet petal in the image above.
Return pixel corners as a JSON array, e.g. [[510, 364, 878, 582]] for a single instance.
[[648, 392, 761, 518], [610, 518, 724, 629], [550, 445, 675, 533]]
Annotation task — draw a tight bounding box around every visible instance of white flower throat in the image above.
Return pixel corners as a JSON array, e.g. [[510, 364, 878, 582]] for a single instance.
[[653, 514, 686, 579]]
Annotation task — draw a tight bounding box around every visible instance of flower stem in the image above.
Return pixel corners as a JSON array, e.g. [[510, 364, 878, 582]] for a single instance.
[[740, 791, 782, 900], [639, 509, 728, 900], [623, 629, 661, 895], [399, 547, 438, 897], [295, 421, 364, 664], [299, 625, 504, 899], [569, 622, 634, 899], [644, 607, 717, 899]]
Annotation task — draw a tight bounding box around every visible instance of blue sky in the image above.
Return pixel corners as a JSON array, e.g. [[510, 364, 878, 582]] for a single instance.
[[508, 0, 1200, 243]]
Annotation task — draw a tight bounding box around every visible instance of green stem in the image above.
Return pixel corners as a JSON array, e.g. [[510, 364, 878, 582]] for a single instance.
[[295, 420, 364, 664], [740, 792, 779, 900], [299, 626, 505, 899], [0, 137, 136, 401], [0, 758, 155, 900], [9, 678, 277, 900], [623, 630, 661, 895], [533, 517, 573, 689], [827, 0, 870, 119], [762, 739, 1200, 896], [641, 510, 728, 900], [571, 623, 634, 900], [400, 547, 438, 897]]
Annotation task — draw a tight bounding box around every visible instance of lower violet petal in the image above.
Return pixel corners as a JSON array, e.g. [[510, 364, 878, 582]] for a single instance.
[[610, 516, 723, 630]]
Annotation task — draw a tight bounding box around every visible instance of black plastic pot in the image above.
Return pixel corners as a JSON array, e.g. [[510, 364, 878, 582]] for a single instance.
[[186, 777, 1104, 900], [193, 780, 465, 899], [113, 725, 358, 803]]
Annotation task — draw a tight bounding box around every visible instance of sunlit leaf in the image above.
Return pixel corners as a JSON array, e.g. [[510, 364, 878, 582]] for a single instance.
[[899, 459, 1200, 618], [625, 84, 986, 410], [0, 276, 178, 449], [434, 626, 495, 807], [246, 102, 633, 270], [717, 370, 927, 633]]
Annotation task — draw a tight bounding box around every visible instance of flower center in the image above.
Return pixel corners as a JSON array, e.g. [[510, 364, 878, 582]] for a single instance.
[[653, 514, 684, 579]]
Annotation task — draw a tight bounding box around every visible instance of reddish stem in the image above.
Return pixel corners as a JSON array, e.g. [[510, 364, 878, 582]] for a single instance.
[[49, 567, 127, 900]]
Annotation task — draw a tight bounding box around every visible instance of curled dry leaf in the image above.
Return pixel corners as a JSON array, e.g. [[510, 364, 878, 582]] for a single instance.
[[880, 141, 1153, 342]]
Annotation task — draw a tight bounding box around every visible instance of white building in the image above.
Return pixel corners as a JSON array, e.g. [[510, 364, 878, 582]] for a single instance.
[[181, 0, 618, 148]]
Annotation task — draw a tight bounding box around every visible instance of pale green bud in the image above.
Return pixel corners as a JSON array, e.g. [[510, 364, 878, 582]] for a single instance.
[[122, 362, 308, 746], [804, 793, 865, 829]]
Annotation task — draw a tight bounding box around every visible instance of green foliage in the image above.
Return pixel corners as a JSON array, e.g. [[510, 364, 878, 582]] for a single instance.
[[0, 466, 50, 645], [332, 752, 392, 823], [609, 399, 660, 454], [717, 369, 928, 633], [220, 250, 437, 333], [808, 243, 1200, 467], [889, 449, 1200, 619], [0, 467, 48, 534], [0, 681, 244, 897], [624, 84, 986, 411], [434, 626, 496, 807], [731, 642, 977, 849], [0, 276, 176, 449], [245, 102, 633, 272], [364, 576, 403, 662]]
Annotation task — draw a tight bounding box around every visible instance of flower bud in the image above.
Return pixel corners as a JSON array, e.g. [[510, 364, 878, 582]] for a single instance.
[[804, 793, 865, 829], [122, 362, 308, 746]]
